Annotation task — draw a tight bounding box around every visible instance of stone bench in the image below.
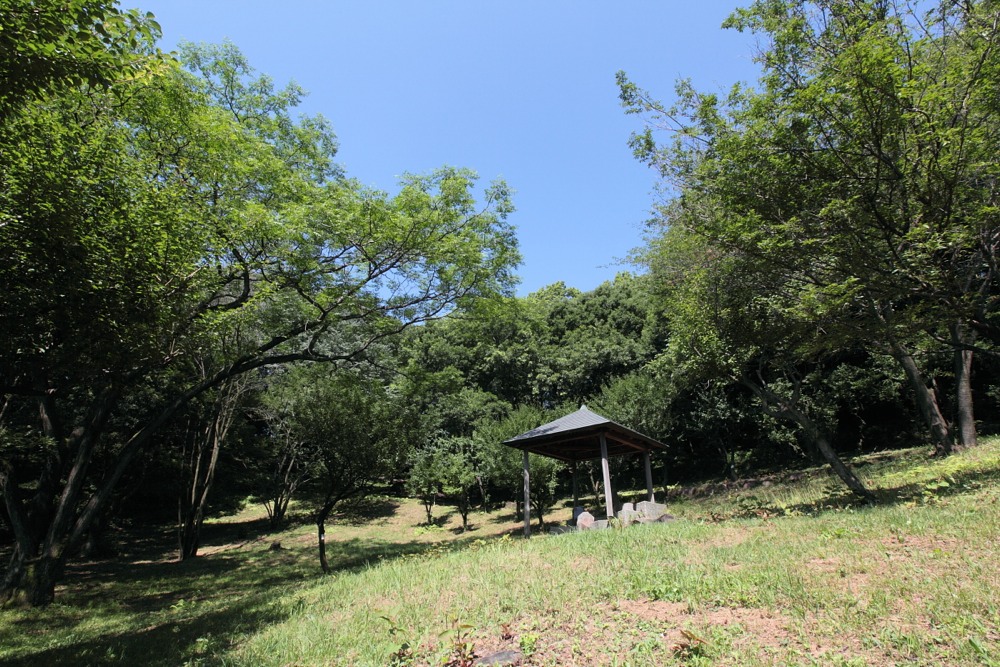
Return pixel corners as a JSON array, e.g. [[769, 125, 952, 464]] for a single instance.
[[565, 501, 673, 532]]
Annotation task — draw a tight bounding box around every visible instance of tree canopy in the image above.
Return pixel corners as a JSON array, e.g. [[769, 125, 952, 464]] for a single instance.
[[0, 30, 518, 604]]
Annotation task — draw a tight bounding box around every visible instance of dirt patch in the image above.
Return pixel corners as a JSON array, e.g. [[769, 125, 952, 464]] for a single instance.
[[615, 598, 796, 651], [881, 535, 960, 551], [460, 600, 930, 666], [464, 600, 802, 666], [703, 528, 750, 549]]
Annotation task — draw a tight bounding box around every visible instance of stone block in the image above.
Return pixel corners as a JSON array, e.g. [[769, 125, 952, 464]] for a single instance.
[[576, 511, 595, 530], [476, 649, 523, 665], [635, 501, 667, 519], [618, 508, 640, 526]]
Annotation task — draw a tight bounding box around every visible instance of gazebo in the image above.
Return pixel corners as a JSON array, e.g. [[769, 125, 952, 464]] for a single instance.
[[503, 405, 668, 536]]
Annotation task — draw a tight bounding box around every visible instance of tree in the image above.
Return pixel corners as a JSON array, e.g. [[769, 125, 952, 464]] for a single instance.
[[252, 375, 320, 529], [632, 221, 875, 497], [404, 438, 477, 531], [0, 0, 164, 118], [473, 405, 564, 528], [529, 275, 660, 406], [619, 0, 1000, 457], [406, 446, 443, 525], [176, 372, 256, 560], [436, 440, 478, 532], [0, 41, 518, 604], [270, 366, 413, 573]]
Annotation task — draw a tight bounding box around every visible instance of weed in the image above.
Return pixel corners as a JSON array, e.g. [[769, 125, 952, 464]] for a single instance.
[[438, 619, 477, 667], [518, 631, 540, 658], [382, 616, 415, 667], [669, 628, 709, 660]]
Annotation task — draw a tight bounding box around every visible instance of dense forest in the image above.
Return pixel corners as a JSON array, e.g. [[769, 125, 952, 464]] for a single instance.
[[2, 0, 998, 609]]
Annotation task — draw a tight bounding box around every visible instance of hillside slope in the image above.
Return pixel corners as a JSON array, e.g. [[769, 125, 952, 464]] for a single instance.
[[1, 440, 998, 666]]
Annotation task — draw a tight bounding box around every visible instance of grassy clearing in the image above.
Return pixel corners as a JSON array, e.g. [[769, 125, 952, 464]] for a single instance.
[[1, 440, 998, 666]]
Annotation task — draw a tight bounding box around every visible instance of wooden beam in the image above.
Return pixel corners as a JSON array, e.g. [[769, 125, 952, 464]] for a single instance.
[[571, 461, 579, 513], [600, 433, 614, 519], [644, 451, 655, 502], [522, 449, 531, 538]]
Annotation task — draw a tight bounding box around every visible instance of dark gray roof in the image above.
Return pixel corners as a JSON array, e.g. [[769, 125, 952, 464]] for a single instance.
[[504, 405, 611, 443], [503, 406, 666, 463]]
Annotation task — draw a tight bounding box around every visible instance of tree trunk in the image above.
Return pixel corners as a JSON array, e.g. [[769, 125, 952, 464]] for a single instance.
[[421, 497, 435, 525], [266, 444, 307, 529], [741, 376, 872, 500], [25, 554, 61, 606], [793, 408, 871, 499], [1, 387, 120, 606], [588, 466, 602, 508], [316, 499, 335, 574], [178, 378, 243, 560], [531, 500, 546, 530], [458, 490, 470, 531], [79, 510, 113, 559], [1, 547, 27, 605], [951, 322, 978, 450], [890, 341, 953, 455]]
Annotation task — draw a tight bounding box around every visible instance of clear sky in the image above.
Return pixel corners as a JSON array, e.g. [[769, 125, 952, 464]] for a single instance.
[[133, 2, 761, 296]]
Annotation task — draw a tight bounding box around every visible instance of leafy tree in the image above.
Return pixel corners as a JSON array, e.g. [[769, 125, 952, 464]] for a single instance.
[[404, 437, 477, 531], [176, 373, 257, 560], [406, 446, 443, 525], [0, 41, 517, 604], [436, 441, 478, 532], [270, 366, 413, 573], [525, 453, 563, 530], [619, 0, 1000, 457], [473, 405, 565, 528], [0, 0, 164, 118], [530, 275, 660, 406], [251, 375, 320, 529]]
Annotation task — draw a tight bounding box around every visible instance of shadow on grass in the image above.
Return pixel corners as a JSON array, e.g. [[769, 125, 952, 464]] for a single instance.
[[488, 510, 519, 525], [762, 464, 1000, 518], [874, 463, 1000, 504], [2, 587, 289, 667], [332, 495, 403, 526], [1, 514, 523, 666]]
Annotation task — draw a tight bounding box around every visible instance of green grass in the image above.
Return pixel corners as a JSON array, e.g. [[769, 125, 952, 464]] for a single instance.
[[2, 440, 999, 666]]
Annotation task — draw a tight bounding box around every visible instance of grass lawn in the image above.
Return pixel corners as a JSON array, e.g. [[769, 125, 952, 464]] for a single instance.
[[1, 439, 998, 666]]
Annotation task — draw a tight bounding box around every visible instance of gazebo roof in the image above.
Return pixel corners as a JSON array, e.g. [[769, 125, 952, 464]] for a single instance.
[[503, 406, 667, 463]]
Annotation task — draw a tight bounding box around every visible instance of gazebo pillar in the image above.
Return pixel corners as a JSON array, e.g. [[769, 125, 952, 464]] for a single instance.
[[644, 451, 655, 502], [599, 433, 614, 519], [571, 461, 580, 511], [522, 450, 531, 538]]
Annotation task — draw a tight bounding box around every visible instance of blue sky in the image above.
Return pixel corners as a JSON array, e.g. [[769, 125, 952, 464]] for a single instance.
[[135, 2, 761, 296]]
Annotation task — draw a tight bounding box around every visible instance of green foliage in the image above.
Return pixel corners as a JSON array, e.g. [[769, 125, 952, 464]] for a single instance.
[[470, 404, 565, 527], [0, 32, 519, 604], [406, 446, 443, 525], [406, 437, 477, 530], [264, 364, 414, 508], [0, 0, 165, 117], [472, 404, 546, 503], [623, 0, 1000, 354], [619, 0, 1000, 484]]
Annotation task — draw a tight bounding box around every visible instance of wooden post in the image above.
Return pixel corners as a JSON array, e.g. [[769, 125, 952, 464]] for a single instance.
[[571, 461, 580, 510], [522, 450, 531, 538], [600, 433, 614, 519], [644, 451, 655, 502]]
